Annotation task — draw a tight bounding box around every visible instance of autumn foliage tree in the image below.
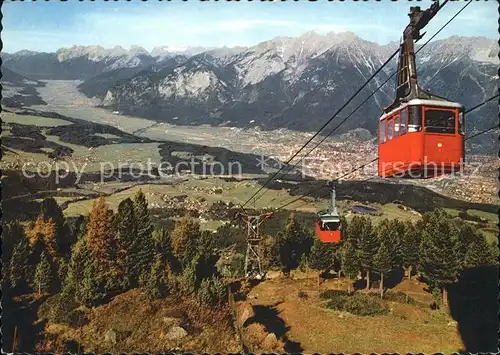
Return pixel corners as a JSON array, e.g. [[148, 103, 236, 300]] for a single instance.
[[26, 216, 58, 257], [86, 196, 115, 265], [40, 197, 72, 256]]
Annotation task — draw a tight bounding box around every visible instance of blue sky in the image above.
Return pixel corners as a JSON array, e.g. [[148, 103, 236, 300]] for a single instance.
[[2, 0, 497, 53]]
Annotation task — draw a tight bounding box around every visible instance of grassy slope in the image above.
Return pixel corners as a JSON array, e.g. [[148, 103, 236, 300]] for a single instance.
[[38, 290, 241, 353], [244, 273, 463, 354]]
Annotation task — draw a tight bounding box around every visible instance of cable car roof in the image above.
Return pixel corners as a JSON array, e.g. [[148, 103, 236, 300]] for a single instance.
[[379, 98, 464, 121], [317, 210, 340, 220], [319, 216, 341, 222]]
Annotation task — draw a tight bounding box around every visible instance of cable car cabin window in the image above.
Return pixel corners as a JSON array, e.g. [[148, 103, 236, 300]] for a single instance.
[[408, 106, 422, 132], [380, 120, 387, 143], [400, 108, 407, 135], [458, 111, 465, 135], [388, 119, 394, 140], [394, 116, 400, 137], [319, 221, 341, 231], [424, 109, 455, 134]]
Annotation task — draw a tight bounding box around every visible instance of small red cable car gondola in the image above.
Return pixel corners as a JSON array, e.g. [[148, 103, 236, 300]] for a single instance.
[[378, 2, 465, 179], [315, 182, 342, 243]]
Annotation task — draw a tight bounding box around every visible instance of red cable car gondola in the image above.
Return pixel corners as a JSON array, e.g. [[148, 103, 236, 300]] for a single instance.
[[315, 182, 342, 243], [378, 3, 465, 179]]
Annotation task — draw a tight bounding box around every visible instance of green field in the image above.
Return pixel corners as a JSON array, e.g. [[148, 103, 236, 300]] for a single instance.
[[1, 112, 73, 127], [63, 178, 423, 224]]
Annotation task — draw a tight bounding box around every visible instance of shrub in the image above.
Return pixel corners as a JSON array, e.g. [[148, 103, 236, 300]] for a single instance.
[[67, 309, 90, 328], [380, 291, 416, 304], [326, 295, 349, 310], [319, 289, 349, 299], [342, 294, 389, 316], [38, 293, 78, 325], [197, 276, 228, 306]]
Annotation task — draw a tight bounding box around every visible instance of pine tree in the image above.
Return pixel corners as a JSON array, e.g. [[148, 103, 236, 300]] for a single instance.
[[133, 190, 154, 283], [55, 257, 68, 291], [357, 216, 379, 290], [277, 214, 313, 276], [171, 216, 200, 269], [341, 238, 360, 293], [79, 258, 107, 306], [419, 214, 461, 305], [309, 237, 340, 290], [388, 218, 405, 268], [177, 257, 199, 296], [2, 220, 25, 264], [33, 251, 54, 295], [8, 237, 32, 291], [144, 253, 170, 300], [346, 215, 364, 249], [114, 198, 138, 288], [62, 239, 91, 301], [463, 233, 497, 268], [401, 221, 420, 280], [373, 241, 392, 299], [309, 238, 337, 272], [152, 227, 172, 253], [86, 197, 115, 265]]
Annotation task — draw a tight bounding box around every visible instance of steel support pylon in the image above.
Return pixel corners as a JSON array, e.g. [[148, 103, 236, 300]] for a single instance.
[[241, 212, 273, 280]]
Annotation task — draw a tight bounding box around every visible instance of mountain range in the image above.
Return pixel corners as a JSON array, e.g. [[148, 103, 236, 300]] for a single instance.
[[2, 33, 498, 143]]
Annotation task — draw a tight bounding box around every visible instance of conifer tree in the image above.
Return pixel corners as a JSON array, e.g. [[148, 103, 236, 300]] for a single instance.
[[373, 241, 392, 299], [145, 253, 169, 300], [114, 198, 138, 288], [309, 238, 337, 272], [419, 215, 461, 305], [277, 214, 313, 276], [401, 221, 420, 280], [178, 257, 199, 296], [79, 258, 107, 306], [346, 215, 364, 249], [388, 218, 405, 268], [133, 190, 154, 282], [8, 237, 32, 291], [357, 216, 378, 289], [2, 220, 25, 264], [33, 251, 54, 295], [152, 227, 172, 254], [456, 222, 486, 263], [341, 238, 360, 293], [309, 237, 339, 289], [63, 239, 91, 301], [463, 233, 497, 268], [171, 216, 200, 269]]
